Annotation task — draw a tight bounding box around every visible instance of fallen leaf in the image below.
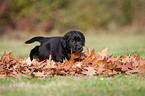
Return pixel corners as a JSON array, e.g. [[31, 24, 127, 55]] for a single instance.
[[98, 48, 109, 60], [82, 66, 96, 76], [0, 47, 144, 78]]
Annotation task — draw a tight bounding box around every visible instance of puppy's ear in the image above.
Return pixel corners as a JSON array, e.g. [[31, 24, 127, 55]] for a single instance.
[[82, 36, 85, 46], [83, 39, 85, 46], [61, 37, 66, 48]]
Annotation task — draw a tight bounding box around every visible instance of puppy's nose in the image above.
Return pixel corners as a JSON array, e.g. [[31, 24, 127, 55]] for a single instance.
[[77, 45, 82, 50]]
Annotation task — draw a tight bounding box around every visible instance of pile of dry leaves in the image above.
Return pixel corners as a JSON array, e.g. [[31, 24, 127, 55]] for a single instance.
[[0, 47, 145, 78]]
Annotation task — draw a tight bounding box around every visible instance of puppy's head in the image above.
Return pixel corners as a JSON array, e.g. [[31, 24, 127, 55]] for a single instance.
[[61, 30, 85, 53]]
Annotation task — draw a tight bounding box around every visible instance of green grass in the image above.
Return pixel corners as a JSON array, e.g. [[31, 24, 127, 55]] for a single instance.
[[0, 75, 145, 96], [86, 34, 145, 58], [0, 34, 145, 96]]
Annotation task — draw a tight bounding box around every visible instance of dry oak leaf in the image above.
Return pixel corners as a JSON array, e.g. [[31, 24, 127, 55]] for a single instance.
[[138, 60, 145, 75], [0, 72, 6, 78], [95, 64, 106, 74], [43, 55, 56, 69], [81, 66, 96, 76], [64, 50, 81, 65], [33, 71, 47, 78], [98, 48, 109, 60], [86, 46, 91, 55], [85, 46, 95, 57], [120, 55, 131, 63]]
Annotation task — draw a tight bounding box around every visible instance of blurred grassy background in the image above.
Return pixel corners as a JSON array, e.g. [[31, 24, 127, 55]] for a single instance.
[[0, 0, 145, 34]]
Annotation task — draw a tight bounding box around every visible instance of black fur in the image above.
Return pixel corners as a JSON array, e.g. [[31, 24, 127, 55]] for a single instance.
[[25, 31, 85, 62]]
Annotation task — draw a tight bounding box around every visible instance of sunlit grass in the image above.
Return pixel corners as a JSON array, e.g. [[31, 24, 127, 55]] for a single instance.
[[0, 75, 145, 96], [86, 34, 145, 58]]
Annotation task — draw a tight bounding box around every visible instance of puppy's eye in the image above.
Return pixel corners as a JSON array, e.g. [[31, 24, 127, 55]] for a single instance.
[[70, 40, 74, 42], [76, 38, 81, 42]]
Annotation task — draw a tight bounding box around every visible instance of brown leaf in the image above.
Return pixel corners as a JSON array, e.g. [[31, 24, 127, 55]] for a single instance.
[[8, 52, 13, 57], [82, 66, 96, 76], [95, 64, 106, 74], [138, 60, 145, 74], [0, 47, 145, 78], [33, 71, 48, 78], [43, 55, 56, 69], [98, 48, 109, 60], [0, 72, 6, 78], [127, 69, 138, 73]]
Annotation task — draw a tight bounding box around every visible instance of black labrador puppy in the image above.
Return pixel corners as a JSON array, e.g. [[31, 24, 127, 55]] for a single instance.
[[25, 30, 85, 62]]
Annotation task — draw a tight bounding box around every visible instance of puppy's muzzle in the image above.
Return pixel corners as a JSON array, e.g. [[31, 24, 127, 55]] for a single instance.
[[76, 45, 83, 52]]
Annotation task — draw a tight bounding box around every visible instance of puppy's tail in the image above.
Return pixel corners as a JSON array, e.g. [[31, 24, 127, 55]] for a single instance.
[[25, 36, 45, 44]]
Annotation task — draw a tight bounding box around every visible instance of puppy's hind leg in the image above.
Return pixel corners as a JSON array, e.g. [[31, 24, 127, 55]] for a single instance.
[[30, 46, 39, 61]]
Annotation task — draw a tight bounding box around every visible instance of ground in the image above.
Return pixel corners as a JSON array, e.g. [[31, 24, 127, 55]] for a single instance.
[[0, 33, 145, 96]]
